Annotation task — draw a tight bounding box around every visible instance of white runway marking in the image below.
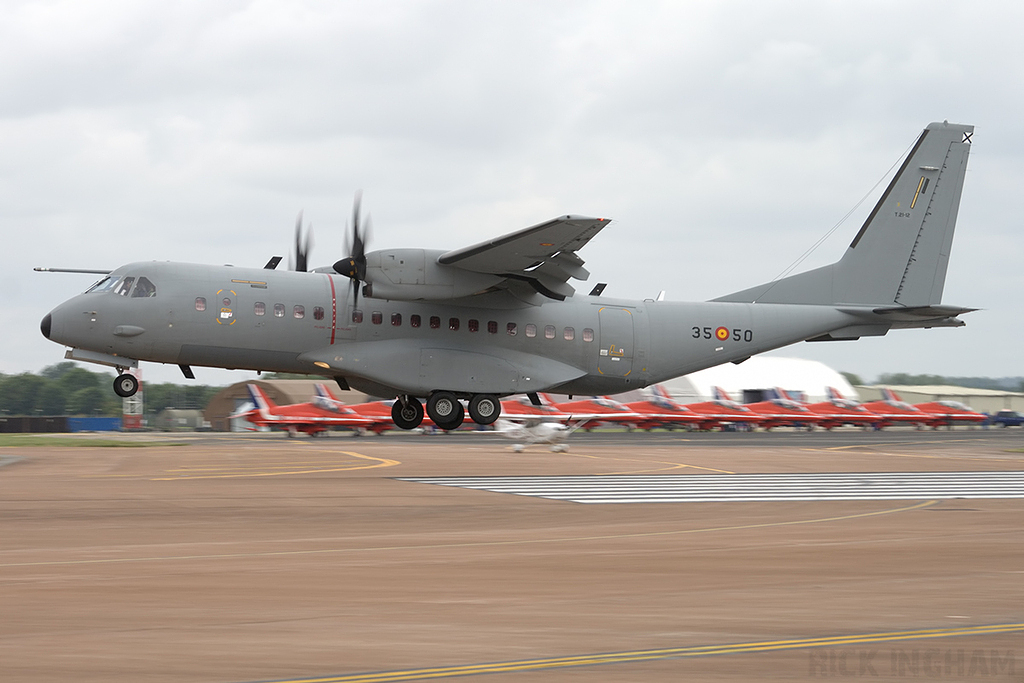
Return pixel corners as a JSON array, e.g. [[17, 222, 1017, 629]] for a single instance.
[[399, 472, 1024, 503]]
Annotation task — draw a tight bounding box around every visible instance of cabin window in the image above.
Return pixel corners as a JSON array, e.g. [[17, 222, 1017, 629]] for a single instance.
[[130, 277, 157, 298], [293, 305, 305, 319], [352, 309, 363, 323], [582, 327, 594, 342], [488, 320, 498, 334], [372, 311, 383, 325], [254, 302, 266, 316], [468, 319, 479, 332], [411, 314, 421, 328], [195, 297, 207, 312], [449, 317, 460, 331], [507, 322, 517, 336], [544, 325, 555, 339], [391, 313, 402, 326], [563, 327, 575, 341], [114, 277, 135, 297], [525, 323, 537, 338], [274, 303, 285, 318], [222, 297, 232, 307], [430, 316, 440, 329], [313, 306, 325, 321]]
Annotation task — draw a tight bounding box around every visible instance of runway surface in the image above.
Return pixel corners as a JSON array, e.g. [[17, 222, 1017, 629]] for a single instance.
[[402, 471, 1024, 503], [1, 429, 1022, 682]]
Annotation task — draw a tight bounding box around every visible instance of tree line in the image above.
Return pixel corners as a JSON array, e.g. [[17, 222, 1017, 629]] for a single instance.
[[841, 371, 1024, 392], [0, 363, 221, 417]]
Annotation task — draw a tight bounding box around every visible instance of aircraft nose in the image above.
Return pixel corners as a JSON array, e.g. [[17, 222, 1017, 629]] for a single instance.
[[40, 313, 52, 340]]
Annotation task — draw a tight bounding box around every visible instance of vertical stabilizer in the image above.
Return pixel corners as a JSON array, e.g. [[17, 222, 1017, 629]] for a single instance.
[[246, 384, 277, 414], [714, 122, 973, 307]]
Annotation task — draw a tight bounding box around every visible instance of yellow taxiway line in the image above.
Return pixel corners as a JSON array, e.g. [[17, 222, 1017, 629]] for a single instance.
[[261, 622, 1024, 682]]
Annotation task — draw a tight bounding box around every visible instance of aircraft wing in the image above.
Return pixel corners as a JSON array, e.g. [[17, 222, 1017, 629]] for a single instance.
[[437, 215, 610, 299]]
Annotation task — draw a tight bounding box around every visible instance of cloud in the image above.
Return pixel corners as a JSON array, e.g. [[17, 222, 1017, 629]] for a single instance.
[[4, 1, 1023, 383]]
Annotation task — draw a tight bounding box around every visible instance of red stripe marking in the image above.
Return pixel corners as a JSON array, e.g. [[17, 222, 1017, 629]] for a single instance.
[[328, 275, 337, 344]]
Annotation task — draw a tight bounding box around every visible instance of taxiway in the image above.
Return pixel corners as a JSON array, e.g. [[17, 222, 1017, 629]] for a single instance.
[[1, 430, 1022, 681]]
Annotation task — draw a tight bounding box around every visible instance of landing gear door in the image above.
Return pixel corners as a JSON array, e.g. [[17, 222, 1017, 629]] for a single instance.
[[597, 306, 634, 377]]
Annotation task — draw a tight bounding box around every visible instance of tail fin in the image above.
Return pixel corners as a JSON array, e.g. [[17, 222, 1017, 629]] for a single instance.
[[827, 387, 844, 401], [246, 384, 276, 415], [651, 384, 672, 400], [712, 386, 733, 401], [715, 122, 973, 307], [882, 387, 903, 402]]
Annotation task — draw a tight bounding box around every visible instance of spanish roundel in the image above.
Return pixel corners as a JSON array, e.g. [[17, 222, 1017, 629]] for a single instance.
[[715, 326, 729, 341]]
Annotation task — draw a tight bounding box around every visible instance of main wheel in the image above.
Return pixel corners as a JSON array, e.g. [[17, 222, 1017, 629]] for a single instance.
[[434, 402, 465, 431], [113, 373, 139, 397], [391, 397, 424, 430], [468, 394, 501, 425], [426, 391, 459, 424]]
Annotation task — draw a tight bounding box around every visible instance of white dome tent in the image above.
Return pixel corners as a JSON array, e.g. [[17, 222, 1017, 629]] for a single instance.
[[654, 357, 858, 405]]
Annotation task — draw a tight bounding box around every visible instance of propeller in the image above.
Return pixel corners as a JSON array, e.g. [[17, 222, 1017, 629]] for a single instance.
[[290, 211, 314, 272], [333, 191, 372, 309]]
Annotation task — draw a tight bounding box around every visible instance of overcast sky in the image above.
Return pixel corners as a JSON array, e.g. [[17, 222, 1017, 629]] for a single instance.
[[4, 1, 1022, 386]]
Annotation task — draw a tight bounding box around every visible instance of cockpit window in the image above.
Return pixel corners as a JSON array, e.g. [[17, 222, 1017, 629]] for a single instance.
[[130, 276, 157, 298], [86, 276, 119, 294], [113, 277, 135, 297]]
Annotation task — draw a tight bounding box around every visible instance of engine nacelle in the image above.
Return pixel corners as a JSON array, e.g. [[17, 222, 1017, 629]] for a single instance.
[[361, 249, 504, 301]]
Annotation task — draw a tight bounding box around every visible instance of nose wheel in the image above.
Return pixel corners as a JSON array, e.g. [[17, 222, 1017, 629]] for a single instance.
[[391, 396, 424, 430], [113, 373, 139, 398]]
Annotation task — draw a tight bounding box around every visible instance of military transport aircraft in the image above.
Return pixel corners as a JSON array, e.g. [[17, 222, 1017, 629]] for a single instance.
[[39, 122, 976, 431]]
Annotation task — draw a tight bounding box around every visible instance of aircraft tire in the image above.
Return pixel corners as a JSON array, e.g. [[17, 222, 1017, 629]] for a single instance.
[[432, 401, 464, 432], [427, 391, 459, 424], [468, 394, 501, 425], [113, 373, 139, 397], [434, 402, 465, 431], [392, 397, 424, 430]]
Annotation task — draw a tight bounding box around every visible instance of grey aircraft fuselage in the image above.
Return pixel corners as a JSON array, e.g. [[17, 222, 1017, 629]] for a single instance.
[[41, 121, 977, 423], [42, 259, 860, 399]]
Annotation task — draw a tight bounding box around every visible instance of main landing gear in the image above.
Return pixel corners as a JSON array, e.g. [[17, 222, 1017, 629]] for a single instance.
[[392, 392, 503, 431]]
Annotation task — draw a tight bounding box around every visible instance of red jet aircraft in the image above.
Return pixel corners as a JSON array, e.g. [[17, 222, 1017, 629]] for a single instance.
[[540, 394, 642, 429], [718, 387, 820, 430], [857, 388, 932, 429], [665, 386, 765, 430], [798, 387, 880, 430], [901, 389, 988, 428], [617, 386, 708, 431], [239, 384, 374, 436]]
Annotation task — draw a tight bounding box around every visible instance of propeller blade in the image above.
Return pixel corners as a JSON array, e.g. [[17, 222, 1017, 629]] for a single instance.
[[333, 191, 370, 282], [293, 210, 309, 272]]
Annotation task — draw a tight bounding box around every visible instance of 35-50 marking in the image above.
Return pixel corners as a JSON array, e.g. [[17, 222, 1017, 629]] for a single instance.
[[693, 326, 753, 342]]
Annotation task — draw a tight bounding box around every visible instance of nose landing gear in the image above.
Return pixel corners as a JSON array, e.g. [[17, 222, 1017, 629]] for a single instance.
[[391, 396, 424, 430], [113, 373, 139, 398]]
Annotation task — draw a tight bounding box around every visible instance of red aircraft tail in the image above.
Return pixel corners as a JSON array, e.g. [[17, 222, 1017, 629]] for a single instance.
[[711, 386, 733, 402], [882, 387, 903, 402], [246, 384, 277, 413]]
